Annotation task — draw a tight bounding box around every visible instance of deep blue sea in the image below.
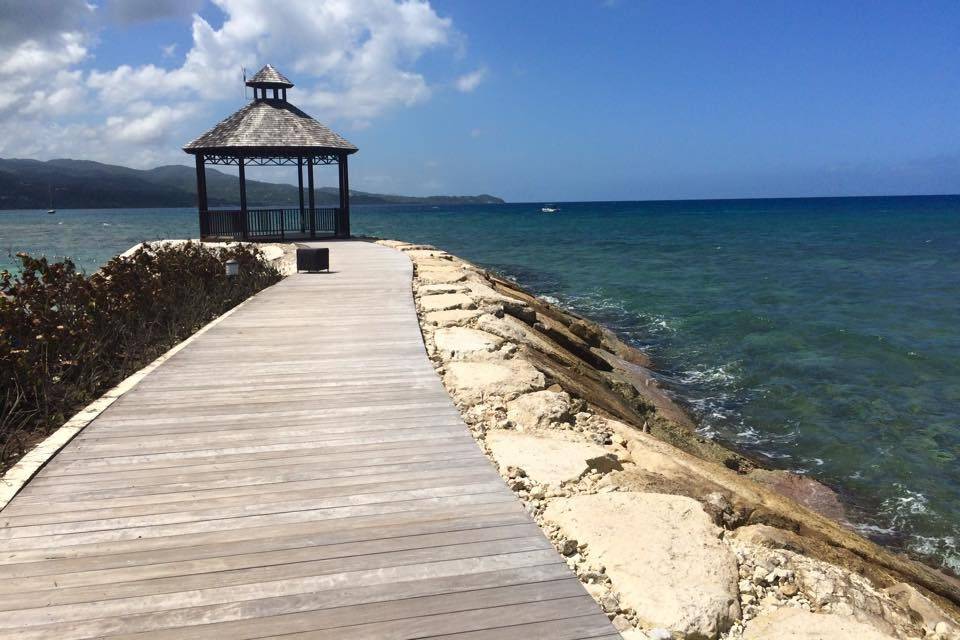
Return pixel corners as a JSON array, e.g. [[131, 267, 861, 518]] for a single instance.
[[2, 196, 959, 571]]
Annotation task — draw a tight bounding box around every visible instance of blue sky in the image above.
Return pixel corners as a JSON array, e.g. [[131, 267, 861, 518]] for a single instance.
[[1, 1, 957, 201]]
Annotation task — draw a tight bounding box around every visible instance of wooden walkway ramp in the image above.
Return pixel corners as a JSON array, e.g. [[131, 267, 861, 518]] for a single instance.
[[0, 241, 619, 639]]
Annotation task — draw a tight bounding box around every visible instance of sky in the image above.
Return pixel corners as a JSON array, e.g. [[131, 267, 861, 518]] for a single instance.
[[0, 0, 958, 202]]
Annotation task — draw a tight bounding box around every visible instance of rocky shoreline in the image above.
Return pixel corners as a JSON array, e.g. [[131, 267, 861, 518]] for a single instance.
[[378, 239, 960, 640]]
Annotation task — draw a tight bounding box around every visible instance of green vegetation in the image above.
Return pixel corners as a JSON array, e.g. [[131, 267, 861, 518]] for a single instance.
[[0, 158, 505, 209], [0, 242, 282, 470]]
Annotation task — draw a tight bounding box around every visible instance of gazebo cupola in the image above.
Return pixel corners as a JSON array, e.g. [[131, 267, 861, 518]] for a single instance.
[[183, 64, 357, 241]]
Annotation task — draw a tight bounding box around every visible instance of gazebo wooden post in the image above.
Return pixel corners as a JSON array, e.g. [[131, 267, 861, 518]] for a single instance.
[[338, 153, 350, 238], [307, 157, 316, 239], [238, 158, 249, 241], [297, 157, 305, 233], [194, 154, 208, 237]]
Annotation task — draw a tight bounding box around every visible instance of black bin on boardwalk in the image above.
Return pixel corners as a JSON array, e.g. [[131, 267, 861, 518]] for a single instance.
[[296, 248, 330, 272]]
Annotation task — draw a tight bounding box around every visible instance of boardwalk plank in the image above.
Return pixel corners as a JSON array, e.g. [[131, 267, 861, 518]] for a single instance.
[[0, 241, 618, 638], [4, 568, 576, 639]]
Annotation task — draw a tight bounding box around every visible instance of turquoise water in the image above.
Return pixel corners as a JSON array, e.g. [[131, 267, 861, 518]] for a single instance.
[[2, 196, 959, 570]]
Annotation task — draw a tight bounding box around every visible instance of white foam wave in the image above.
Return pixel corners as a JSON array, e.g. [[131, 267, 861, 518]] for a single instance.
[[853, 522, 898, 537], [758, 450, 793, 460], [880, 483, 930, 529], [639, 313, 675, 333], [910, 535, 960, 573], [679, 363, 738, 386]]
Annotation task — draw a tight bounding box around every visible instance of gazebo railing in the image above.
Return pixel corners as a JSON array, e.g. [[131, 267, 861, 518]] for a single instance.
[[200, 207, 339, 240]]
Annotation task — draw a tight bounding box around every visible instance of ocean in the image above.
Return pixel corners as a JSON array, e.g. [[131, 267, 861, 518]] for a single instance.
[[2, 195, 959, 571]]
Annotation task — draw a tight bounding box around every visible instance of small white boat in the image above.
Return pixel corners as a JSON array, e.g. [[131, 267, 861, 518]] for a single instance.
[[541, 204, 559, 213], [47, 185, 56, 214]]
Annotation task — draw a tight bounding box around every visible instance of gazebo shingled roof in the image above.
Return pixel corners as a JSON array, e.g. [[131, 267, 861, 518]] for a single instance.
[[182, 64, 356, 242], [183, 101, 357, 152]]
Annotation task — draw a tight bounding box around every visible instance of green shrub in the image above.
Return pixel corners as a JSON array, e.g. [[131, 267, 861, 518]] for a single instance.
[[0, 241, 282, 470]]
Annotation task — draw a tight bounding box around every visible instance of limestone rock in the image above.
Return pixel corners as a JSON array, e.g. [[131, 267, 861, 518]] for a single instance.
[[418, 282, 469, 295], [748, 469, 845, 522], [442, 359, 545, 403], [568, 317, 604, 346], [475, 313, 530, 343], [417, 268, 468, 284], [544, 492, 741, 639], [486, 431, 606, 486], [613, 422, 687, 477], [432, 327, 504, 359], [611, 614, 632, 632], [732, 524, 806, 554], [464, 281, 518, 306], [585, 453, 624, 474], [743, 608, 896, 639], [406, 249, 450, 259], [793, 562, 902, 635], [375, 239, 410, 249], [419, 293, 477, 312], [883, 582, 958, 635], [423, 309, 482, 327], [506, 390, 573, 431], [397, 243, 438, 251], [416, 258, 460, 272]]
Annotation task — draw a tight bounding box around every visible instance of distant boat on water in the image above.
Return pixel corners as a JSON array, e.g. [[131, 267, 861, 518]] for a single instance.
[[47, 185, 56, 214], [541, 204, 559, 213]]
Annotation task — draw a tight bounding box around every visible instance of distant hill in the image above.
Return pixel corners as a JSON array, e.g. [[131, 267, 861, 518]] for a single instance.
[[0, 158, 504, 209]]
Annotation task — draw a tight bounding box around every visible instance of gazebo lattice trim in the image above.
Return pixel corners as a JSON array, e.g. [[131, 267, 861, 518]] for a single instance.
[[202, 154, 341, 167]]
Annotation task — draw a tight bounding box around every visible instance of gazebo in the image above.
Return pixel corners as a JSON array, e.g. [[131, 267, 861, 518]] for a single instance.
[[183, 64, 358, 241]]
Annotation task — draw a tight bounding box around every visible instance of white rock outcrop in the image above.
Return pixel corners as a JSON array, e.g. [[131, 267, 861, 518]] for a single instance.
[[743, 608, 896, 639], [884, 582, 959, 637], [486, 430, 606, 486], [418, 283, 469, 295], [442, 360, 545, 403], [432, 327, 504, 360], [506, 390, 573, 431], [418, 293, 476, 312], [423, 309, 482, 327], [544, 492, 741, 639], [416, 267, 469, 284]]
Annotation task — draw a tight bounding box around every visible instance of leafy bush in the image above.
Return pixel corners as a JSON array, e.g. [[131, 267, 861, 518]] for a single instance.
[[0, 242, 282, 470]]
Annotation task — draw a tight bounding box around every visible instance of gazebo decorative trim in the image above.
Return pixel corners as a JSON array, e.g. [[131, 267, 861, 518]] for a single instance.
[[183, 64, 357, 241]]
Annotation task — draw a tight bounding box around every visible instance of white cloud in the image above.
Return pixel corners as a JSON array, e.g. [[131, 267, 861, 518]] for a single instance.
[[106, 104, 196, 143], [0, 7, 94, 121], [87, 0, 455, 120], [455, 66, 487, 93], [470, 128, 481, 138], [1, 32, 89, 76], [23, 71, 87, 116], [0, 0, 466, 168]]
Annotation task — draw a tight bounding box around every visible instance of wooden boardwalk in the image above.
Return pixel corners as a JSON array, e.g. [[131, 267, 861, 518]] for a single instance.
[[0, 241, 619, 639]]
